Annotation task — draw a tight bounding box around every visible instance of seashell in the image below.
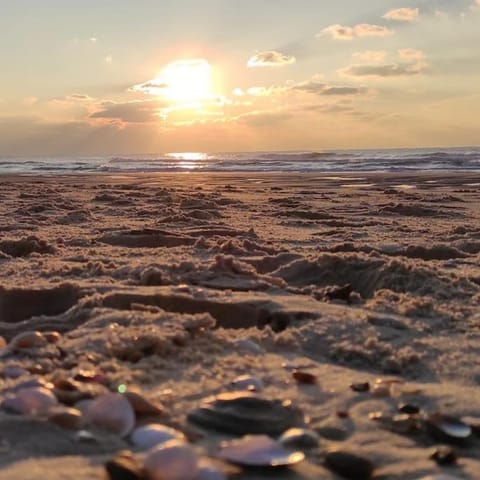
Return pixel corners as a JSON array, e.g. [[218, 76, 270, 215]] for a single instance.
[[278, 428, 320, 450], [369, 412, 420, 435], [88, 393, 136, 437], [324, 450, 374, 480], [195, 461, 227, 480], [9, 331, 47, 350], [1, 387, 57, 415], [74, 399, 95, 416], [130, 424, 185, 450], [124, 391, 163, 417], [216, 435, 304, 467], [292, 371, 317, 385], [48, 406, 84, 430], [461, 416, 480, 436], [231, 375, 264, 392], [43, 331, 61, 343], [187, 392, 305, 436], [14, 378, 54, 392], [2, 366, 29, 379], [430, 446, 457, 466], [233, 339, 262, 354], [416, 475, 463, 480], [105, 450, 143, 480], [424, 414, 472, 444], [75, 430, 98, 443], [143, 439, 198, 480], [350, 382, 370, 393]]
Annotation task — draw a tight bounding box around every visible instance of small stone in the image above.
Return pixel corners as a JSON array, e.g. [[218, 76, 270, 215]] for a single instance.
[[105, 450, 143, 480], [233, 339, 262, 354], [130, 424, 185, 450], [9, 331, 47, 350], [43, 331, 61, 343], [1, 387, 58, 416], [325, 450, 374, 480], [350, 382, 370, 393], [398, 403, 420, 414], [292, 371, 317, 385], [430, 446, 457, 466], [48, 407, 84, 430]]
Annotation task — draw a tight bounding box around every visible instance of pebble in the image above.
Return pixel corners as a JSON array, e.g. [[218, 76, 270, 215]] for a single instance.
[[124, 391, 164, 417], [233, 339, 262, 354], [430, 446, 457, 466], [324, 450, 374, 480], [130, 424, 185, 450], [143, 440, 199, 480], [398, 403, 420, 414], [292, 370, 317, 385], [9, 331, 47, 350], [350, 382, 370, 393], [195, 462, 227, 480]]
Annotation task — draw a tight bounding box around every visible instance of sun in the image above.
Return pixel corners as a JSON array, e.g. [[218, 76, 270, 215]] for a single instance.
[[160, 59, 212, 103]]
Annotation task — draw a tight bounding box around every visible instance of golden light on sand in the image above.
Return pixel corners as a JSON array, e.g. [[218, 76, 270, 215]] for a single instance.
[[159, 59, 212, 103]]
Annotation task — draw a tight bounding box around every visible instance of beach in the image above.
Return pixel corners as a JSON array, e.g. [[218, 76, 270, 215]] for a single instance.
[[0, 171, 479, 479]]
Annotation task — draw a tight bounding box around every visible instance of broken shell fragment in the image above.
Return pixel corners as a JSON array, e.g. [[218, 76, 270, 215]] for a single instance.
[[88, 393, 136, 437], [1, 387, 58, 415], [231, 375, 264, 392], [278, 428, 320, 450], [105, 450, 143, 480], [124, 391, 163, 417], [216, 435, 304, 467], [143, 440, 198, 480], [48, 406, 84, 430], [187, 392, 304, 436], [130, 424, 185, 450], [9, 331, 47, 350], [324, 450, 374, 480], [424, 414, 472, 444]]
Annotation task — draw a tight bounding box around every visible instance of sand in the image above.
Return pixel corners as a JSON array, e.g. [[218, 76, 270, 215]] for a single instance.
[[0, 172, 479, 479]]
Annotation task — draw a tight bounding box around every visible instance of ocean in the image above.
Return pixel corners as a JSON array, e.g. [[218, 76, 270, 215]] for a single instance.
[[0, 147, 479, 175]]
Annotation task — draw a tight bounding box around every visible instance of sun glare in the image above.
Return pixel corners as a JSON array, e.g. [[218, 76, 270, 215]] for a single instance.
[[160, 59, 212, 103]]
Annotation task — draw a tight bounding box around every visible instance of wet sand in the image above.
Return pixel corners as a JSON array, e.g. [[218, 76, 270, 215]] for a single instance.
[[0, 172, 479, 479]]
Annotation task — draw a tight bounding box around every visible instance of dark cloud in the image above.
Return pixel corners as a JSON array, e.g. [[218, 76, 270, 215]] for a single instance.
[[90, 100, 169, 123], [294, 81, 366, 95], [342, 62, 426, 77], [247, 50, 296, 67]]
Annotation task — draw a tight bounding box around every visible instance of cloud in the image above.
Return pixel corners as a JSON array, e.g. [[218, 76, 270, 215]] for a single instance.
[[341, 62, 425, 77], [247, 50, 296, 67], [341, 49, 427, 78], [90, 100, 168, 123], [383, 8, 419, 21], [294, 81, 366, 96], [236, 110, 293, 127], [130, 79, 169, 95], [353, 51, 387, 63], [319, 24, 393, 40], [67, 94, 93, 101]]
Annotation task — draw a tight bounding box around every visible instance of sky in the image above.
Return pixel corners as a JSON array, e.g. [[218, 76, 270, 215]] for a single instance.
[[0, 0, 479, 155]]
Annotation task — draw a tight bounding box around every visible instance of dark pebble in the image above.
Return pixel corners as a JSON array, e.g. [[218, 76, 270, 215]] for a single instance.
[[398, 403, 420, 415], [430, 446, 457, 466], [350, 382, 370, 393], [292, 371, 317, 385], [325, 450, 374, 480]]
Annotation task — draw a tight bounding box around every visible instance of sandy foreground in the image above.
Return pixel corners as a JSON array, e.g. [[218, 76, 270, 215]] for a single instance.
[[0, 171, 479, 479]]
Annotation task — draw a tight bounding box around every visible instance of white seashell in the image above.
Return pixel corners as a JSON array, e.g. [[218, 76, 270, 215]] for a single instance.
[[278, 428, 320, 450], [231, 375, 264, 392], [216, 435, 305, 467], [130, 424, 185, 450], [87, 393, 135, 437], [143, 439, 199, 480], [1, 387, 58, 415]]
